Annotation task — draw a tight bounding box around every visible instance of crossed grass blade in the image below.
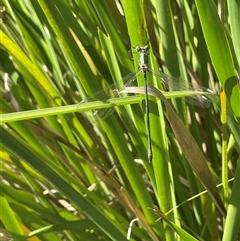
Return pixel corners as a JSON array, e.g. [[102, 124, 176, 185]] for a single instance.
[[81, 69, 217, 122]]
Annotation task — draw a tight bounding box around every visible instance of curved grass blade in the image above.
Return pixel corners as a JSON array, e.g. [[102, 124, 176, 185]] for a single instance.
[[82, 70, 142, 120], [82, 67, 217, 121], [148, 69, 218, 108]]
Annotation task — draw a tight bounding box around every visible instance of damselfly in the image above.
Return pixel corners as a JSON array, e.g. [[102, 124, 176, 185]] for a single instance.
[[83, 44, 216, 162]]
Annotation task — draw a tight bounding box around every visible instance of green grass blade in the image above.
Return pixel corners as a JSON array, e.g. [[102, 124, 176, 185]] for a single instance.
[[195, 0, 240, 117]]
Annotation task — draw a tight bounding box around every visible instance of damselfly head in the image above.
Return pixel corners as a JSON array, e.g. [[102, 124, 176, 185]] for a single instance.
[[136, 45, 150, 53]]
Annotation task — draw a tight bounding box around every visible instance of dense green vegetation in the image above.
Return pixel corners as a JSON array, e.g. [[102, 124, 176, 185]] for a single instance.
[[1, 0, 240, 240]]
